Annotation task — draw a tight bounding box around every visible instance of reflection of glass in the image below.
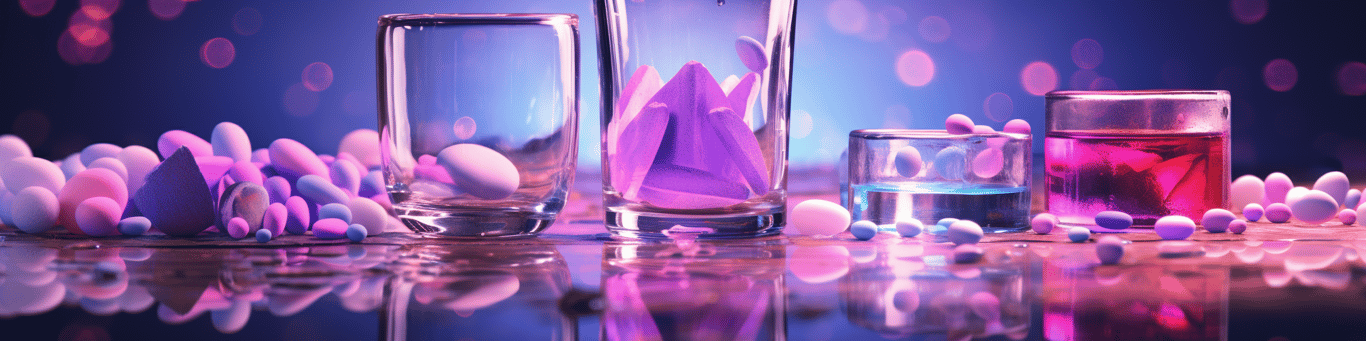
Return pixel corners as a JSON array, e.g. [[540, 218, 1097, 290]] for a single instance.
[[378, 14, 580, 237], [601, 241, 786, 340], [848, 129, 1032, 232], [1045, 90, 1230, 228], [596, 0, 798, 239], [1042, 264, 1227, 340]]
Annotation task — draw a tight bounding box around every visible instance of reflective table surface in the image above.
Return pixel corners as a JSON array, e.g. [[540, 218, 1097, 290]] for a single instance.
[[2, 171, 1365, 340]]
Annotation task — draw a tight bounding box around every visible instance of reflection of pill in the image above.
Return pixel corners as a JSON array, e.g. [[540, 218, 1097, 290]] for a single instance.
[[1339, 209, 1356, 225], [1002, 119, 1031, 135], [438, 144, 520, 200], [893, 146, 922, 178], [1243, 203, 1264, 222], [895, 219, 923, 237], [1094, 211, 1132, 230], [850, 220, 878, 240], [1201, 209, 1236, 233], [1265, 203, 1292, 223], [934, 146, 966, 180], [1313, 171, 1350, 207], [1067, 226, 1091, 242], [790, 200, 850, 236], [75, 197, 122, 237], [1155, 215, 1196, 240], [1231, 175, 1265, 210], [735, 36, 768, 72], [953, 244, 984, 263], [1031, 213, 1057, 234], [1228, 219, 1247, 234], [945, 114, 974, 134], [1290, 190, 1338, 224], [947, 220, 983, 245], [1096, 236, 1124, 264]]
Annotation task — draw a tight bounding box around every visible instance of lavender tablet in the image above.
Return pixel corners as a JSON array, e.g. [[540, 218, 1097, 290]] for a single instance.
[[437, 144, 520, 200], [1096, 236, 1124, 265], [895, 218, 923, 237], [227, 161, 264, 186], [1031, 213, 1058, 234], [1228, 219, 1247, 234], [117, 146, 159, 194], [1290, 190, 1338, 225], [1243, 203, 1264, 222], [934, 146, 966, 180], [80, 143, 122, 166], [947, 220, 983, 245], [1263, 172, 1292, 206], [284, 196, 310, 235], [210, 122, 252, 162], [338, 129, 381, 169], [75, 197, 122, 237], [1154, 215, 1196, 240], [256, 229, 273, 243], [726, 73, 759, 122], [0, 134, 32, 162], [2, 156, 65, 195], [312, 218, 348, 239], [850, 220, 878, 240], [346, 224, 367, 242], [87, 157, 128, 184], [1067, 226, 1091, 242], [1231, 174, 1265, 210], [1265, 203, 1293, 223], [1093, 211, 1132, 230], [330, 158, 361, 195], [11, 186, 59, 234], [226, 217, 250, 239], [347, 197, 386, 236], [319, 203, 352, 223], [297, 174, 349, 205], [636, 164, 748, 209], [217, 181, 268, 233], [945, 114, 974, 135], [790, 199, 851, 236], [1313, 171, 1350, 207], [1002, 119, 1031, 135], [893, 146, 922, 178], [268, 138, 329, 181], [1201, 209, 1236, 233], [133, 147, 215, 237], [118, 216, 151, 236], [607, 65, 662, 158], [251, 148, 270, 164], [735, 36, 768, 72], [265, 176, 291, 204], [157, 130, 212, 159], [58, 168, 127, 234], [1339, 209, 1356, 225], [953, 244, 984, 264], [262, 202, 287, 236], [1347, 189, 1362, 211]]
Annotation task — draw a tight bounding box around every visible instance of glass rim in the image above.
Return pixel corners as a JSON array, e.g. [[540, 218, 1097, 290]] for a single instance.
[[379, 13, 578, 26], [1045, 89, 1229, 101], [849, 128, 1029, 140]]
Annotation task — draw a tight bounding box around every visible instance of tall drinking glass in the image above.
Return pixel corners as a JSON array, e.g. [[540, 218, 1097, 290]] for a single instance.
[[1045, 90, 1230, 229], [596, 0, 798, 239]]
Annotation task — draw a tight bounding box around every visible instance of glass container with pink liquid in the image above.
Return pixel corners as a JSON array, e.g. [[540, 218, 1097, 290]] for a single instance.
[[1044, 90, 1230, 229]]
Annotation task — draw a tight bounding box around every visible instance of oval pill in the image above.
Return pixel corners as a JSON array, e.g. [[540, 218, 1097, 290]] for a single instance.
[[75, 197, 122, 237], [1243, 203, 1264, 222], [1201, 209, 1236, 233], [1154, 215, 1197, 240], [11, 186, 59, 234], [1031, 213, 1058, 234], [1265, 203, 1293, 223], [437, 144, 520, 200], [895, 218, 923, 237], [1067, 226, 1091, 243], [893, 146, 922, 178], [850, 220, 878, 241], [947, 220, 983, 245], [945, 114, 974, 135], [789, 199, 851, 236], [1094, 211, 1132, 230]]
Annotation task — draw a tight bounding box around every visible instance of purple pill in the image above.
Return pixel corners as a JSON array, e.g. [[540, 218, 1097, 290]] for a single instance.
[[1002, 119, 1031, 135], [1313, 171, 1350, 207], [945, 114, 974, 135], [1228, 219, 1247, 234], [701, 106, 770, 195], [346, 224, 367, 242], [312, 218, 348, 239], [1201, 209, 1236, 233], [953, 244, 984, 264], [1290, 190, 1338, 224], [1265, 203, 1293, 223], [330, 158, 361, 196], [1243, 203, 1264, 222], [256, 229, 273, 243], [265, 176, 291, 204], [735, 36, 768, 72], [296, 174, 350, 205], [262, 202, 287, 236], [284, 196, 310, 235], [1154, 215, 1196, 240], [227, 161, 264, 186], [1340, 209, 1357, 225], [1031, 213, 1058, 234], [268, 138, 329, 181], [1094, 211, 1132, 230], [611, 102, 670, 199], [971, 147, 1004, 178], [893, 146, 923, 178], [80, 143, 121, 166]]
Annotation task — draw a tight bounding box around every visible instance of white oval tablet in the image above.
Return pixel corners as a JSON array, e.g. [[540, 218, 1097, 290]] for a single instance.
[[11, 186, 59, 234], [437, 144, 519, 200], [338, 129, 381, 169], [211, 122, 253, 162], [3, 157, 65, 195], [789, 199, 851, 236], [117, 145, 160, 194]]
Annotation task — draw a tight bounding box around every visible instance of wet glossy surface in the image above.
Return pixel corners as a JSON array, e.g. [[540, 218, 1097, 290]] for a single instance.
[[3, 173, 1366, 340]]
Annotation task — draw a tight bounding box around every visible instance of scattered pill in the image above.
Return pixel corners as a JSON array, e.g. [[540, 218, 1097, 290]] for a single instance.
[[893, 146, 922, 178], [158, 130, 212, 159], [58, 168, 127, 234], [312, 218, 348, 239], [734, 36, 768, 72], [1243, 203, 1265, 222], [80, 143, 122, 166], [359, 170, 385, 198], [1201, 209, 1236, 233], [297, 174, 350, 205], [1154, 215, 1196, 240], [1346, 189, 1362, 210], [269, 138, 329, 181], [971, 147, 1005, 178], [226, 217, 250, 239], [347, 197, 386, 236], [256, 229, 273, 243], [947, 220, 984, 245], [330, 158, 362, 195], [1228, 219, 1247, 234], [346, 224, 367, 242], [338, 129, 381, 169], [1285, 186, 1309, 207], [1031, 213, 1058, 234], [1094, 211, 1133, 230], [437, 144, 521, 200], [1067, 226, 1091, 242], [195, 156, 234, 187], [895, 218, 923, 237], [1263, 172, 1293, 206], [1290, 190, 1338, 225], [0, 134, 32, 162], [227, 161, 264, 186], [11, 186, 59, 234], [75, 197, 122, 237], [2, 156, 65, 195], [1339, 209, 1356, 225], [262, 202, 287, 236], [319, 203, 352, 223], [945, 114, 974, 135], [118, 216, 151, 236], [953, 244, 984, 264], [117, 145, 159, 194], [789, 200, 851, 236], [934, 146, 966, 180], [1313, 171, 1350, 207], [1265, 203, 1293, 223], [211, 122, 252, 162], [134, 147, 215, 237], [1096, 235, 1124, 265], [1002, 119, 1031, 135], [850, 220, 878, 240]]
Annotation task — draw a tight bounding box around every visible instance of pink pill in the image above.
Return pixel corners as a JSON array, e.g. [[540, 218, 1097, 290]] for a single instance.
[[1228, 219, 1247, 234], [1265, 203, 1293, 223], [337, 129, 381, 169], [268, 138, 329, 181], [1031, 213, 1058, 234], [75, 197, 122, 237], [58, 168, 127, 235], [262, 202, 287, 236], [1263, 172, 1292, 206], [226, 217, 250, 239], [284, 196, 310, 235], [1003, 119, 1031, 135], [790, 200, 851, 236], [945, 114, 974, 135], [1340, 209, 1357, 225], [158, 130, 212, 159], [893, 146, 923, 178], [1243, 203, 1264, 222], [1154, 215, 1196, 240], [312, 218, 349, 239], [971, 148, 1004, 178]]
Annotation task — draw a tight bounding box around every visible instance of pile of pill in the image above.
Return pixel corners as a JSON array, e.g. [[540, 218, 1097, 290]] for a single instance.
[[1230, 171, 1364, 226], [0, 123, 406, 242]]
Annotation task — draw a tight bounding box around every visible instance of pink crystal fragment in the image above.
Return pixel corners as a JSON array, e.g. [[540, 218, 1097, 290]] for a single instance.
[[608, 65, 664, 159], [702, 107, 769, 194]]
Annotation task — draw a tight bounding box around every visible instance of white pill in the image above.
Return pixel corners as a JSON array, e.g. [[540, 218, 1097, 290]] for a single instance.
[[789, 199, 851, 236], [1313, 171, 1350, 208], [947, 220, 983, 245], [158, 130, 212, 159], [1285, 186, 1309, 207], [2, 156, 65, 195], [895, 218, 923, 237], [1031, 213, 1058, 234], [347, 197, 387, 236], [1263, 172, 1293, 206], [1346, 189, 1362, 211], [437, 144, 520, 200], [11, 186, 59, 234], [80, 143, 122, 166], [0, 134, 32, 162], [57, 168, 127, 234], [338, 129, 381, 169], [893, 146, 922, 178], [1290, 190, 1338, 225], [1154, 215, 1196, 240], [211, 122, 253, 162], [87, 157, 128, 184], [1067, 226, 1091, 242], [117, 145, 160, 195], [1230, 174, 1265, 212]]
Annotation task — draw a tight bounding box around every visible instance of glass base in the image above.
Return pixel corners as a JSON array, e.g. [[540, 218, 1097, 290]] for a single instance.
[[605, 206, 785, 239], [396, 205, 555, 238]]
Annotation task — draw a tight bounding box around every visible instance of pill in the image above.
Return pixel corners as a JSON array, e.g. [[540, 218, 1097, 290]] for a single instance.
[[217, 181, 269, 233], [1096, 236, 1124, 265], [1290, 190, 1338, 224], [297, 174, 350, 205], [1228, 219, 1247, 234], [133, 147, 215, 237], [947, 220, 983, 245], [359, 170, 385, 198], [75, 197, 122, 237], [972, 125, 996, 134], [437, 144, 520, 200], [59, 153, 84, 179], [87, 157, 128, 185], [117, 145, 159, 194], [2, 156, 65, 195], [118, 216, 151, 236], [1243, 203, 1265, 222], [934, 218, 959, 235], [335, 152, 365, 174], [1154, 215, 1197, 240], [312, 218, 348, 239], [262, 202, 287, 236], [1067, 226, 1091, 242], [734, 35, 768, 72], [346, 224, 367, 242], [11, 186, 59, 234], [80, 143, 122, 166], [319, 154, 335, 165], [347, 197, 387, 236], [227, 161, 264, 186], [1231, 174, 1265, 210], [1340, 209, 1356, 225], [0, 191, 12, 226], [338, 129, 382, 170], [1263, 172, 1292, 206], [0, 134, 32, 162], [789, 200, 851, 236], [953, 244, 984, 264], [1313, 171, 1350, 207], [195, 156, 234, 188], [208, 122, 251, 162], [256, 229, 273, 243], [1201, 209, 1236, 233], [284, 196, 310, 235], [269, 138, 329, 181], [1031, 213, 1058, 234], [945, 114, 974, 135], [1094, 211, 1133, 230], [251, 148, 270, 164], [1265, 203, 1293, 223], [1002, 119, 1031, 135], [971, 147, 1004, 178], [226, 217, 250, 239], [319, 203, 352, 223], [1346, 189, 1362, 211], [850, 220, 878, 240], [933, 146, 966, 180], [265, 176, 291, 204], [895, 218, 923, 237], [330, 159, 361, 196], [58, 168, 127, 234], [893, 146, 922, 178]]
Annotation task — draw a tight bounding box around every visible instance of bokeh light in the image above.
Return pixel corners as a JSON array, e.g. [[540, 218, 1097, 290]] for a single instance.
[[1089, 77, 1118, 90], [12, 110, 51, 148], [826, 0, 869, 35], [57, 29, 112, 66], [301, 62, 334, 92], [1262, 58, 1297, 92], [1020, 61, 1058, 96], [79, 0, 121, 21], [1336, 62, 1366, 96], [452, 116, 477, 140], [791, 110, 813, 139], [233, 7, 263, 36], [856, 11, 890, 42], [918, 16, 950, 43], [982, 92, 1013, 122], [283, 83, 319, 117], [147, 0, 186, 21], [1069, 69, 1099, 90], [1230, 0, 1268, 25], [895, 50, 935, 87], [200, 38, 235, 69], [1070, 39, 1103, 70], [19, 0, 56, 17]]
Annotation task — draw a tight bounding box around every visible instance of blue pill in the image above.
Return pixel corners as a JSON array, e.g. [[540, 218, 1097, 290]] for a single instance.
[[118, 216, 152, 236], [256, 228, 273, 243], [1067, 226, 1091, 243], [346, 224, 367, 242], [296, 174, 350, 205], [1094, 211, 1132, 230], [1346, 189, 1362, 211], [318, 203, 352, 223], [933, 147, 967, 180], [895, 219, 923, 237], [850, 220, 878, 240]]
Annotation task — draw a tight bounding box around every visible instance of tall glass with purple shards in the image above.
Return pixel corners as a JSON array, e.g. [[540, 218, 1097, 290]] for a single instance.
[[596, 0, 798, 238]]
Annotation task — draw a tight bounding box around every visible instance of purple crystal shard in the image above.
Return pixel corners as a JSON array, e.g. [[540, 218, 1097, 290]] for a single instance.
[[608, 65, 663, 162], [647, 62, 746, 181], [612, 103, 671, 200], [636, 164, 748, 209], [702, 107, 769, 194], [726, 72, 759, 124], [134, 147, 216, 236]]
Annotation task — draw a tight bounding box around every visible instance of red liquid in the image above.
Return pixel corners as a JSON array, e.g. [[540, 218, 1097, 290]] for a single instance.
[[1045, 131, 1229, 227]]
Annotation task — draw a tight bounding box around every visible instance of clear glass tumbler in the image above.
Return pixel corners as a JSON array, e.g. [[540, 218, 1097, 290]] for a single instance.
[[848, 129, 1033, 232], [378, 14, 579, 238], [596, 0, 798, 239], [1045, 90, 1230, 228]]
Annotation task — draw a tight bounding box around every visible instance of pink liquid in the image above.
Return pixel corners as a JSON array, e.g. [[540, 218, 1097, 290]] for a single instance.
[[1045, 131, 1229, 227]]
